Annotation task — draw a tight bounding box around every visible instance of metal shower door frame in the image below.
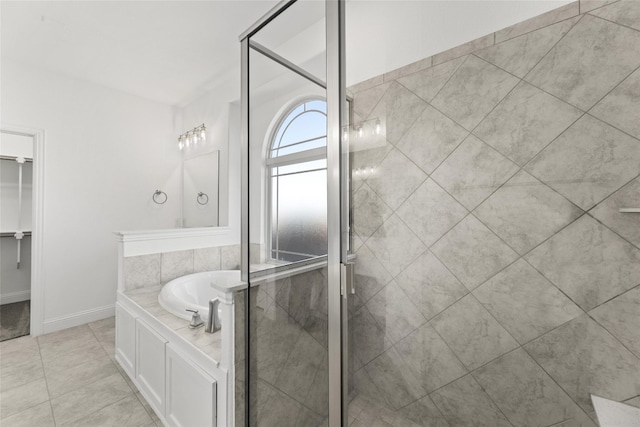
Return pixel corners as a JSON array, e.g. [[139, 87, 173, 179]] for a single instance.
[[239, 1, 348, 425]]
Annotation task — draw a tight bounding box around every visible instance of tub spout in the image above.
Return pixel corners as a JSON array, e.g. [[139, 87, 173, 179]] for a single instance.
[[206, 298, 221, 333]]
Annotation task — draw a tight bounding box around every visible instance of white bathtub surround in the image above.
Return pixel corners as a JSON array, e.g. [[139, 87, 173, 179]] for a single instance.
[[117, 273, 237, 426]]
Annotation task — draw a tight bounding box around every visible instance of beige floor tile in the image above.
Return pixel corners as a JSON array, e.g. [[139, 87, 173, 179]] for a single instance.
[[0, 357, 45, 392], [0, 401, 55, 427], [0, 378, 49, 419], [50, 373, 132, 425], [46, 354, 119, 398], [62, 394, 153, 427]]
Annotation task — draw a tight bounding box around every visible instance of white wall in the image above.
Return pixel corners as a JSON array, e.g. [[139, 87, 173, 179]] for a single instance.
[[179, 68, 242, 244], [345, 0, 573, 85], [0, 60, 182, 331]]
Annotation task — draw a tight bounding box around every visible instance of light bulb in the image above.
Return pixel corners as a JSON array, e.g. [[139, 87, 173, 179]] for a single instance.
[[357, 126, 363, 138], [178, 138, 184, 150], [186, 133, 191, 147], [200, 126, 206, 141], [192, 132, 198, 145], [375, 119, 381, 135]]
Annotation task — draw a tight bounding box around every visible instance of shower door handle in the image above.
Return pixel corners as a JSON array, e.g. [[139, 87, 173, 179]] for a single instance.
[[340, 262, 355, 296]]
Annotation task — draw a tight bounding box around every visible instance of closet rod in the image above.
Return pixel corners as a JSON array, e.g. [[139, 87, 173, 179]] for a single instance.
[[0, 155, 33, 163], [0, 232, 32, 238]]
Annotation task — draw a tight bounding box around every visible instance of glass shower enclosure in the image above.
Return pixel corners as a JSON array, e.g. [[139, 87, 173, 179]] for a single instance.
[[241, 0, 640, 425]]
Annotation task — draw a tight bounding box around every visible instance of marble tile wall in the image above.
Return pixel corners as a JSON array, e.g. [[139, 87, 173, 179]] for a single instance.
[[247, 269, 330, 426], [122, 244, 240, 291], [347, 1, 640, 426]]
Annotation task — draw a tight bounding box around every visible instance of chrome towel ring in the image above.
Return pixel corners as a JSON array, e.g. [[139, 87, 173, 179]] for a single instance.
[[197, 192, 209, 205], [153, 190, 168, 204]]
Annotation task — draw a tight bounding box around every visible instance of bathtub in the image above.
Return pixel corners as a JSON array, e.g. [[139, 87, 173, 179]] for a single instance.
[[158, 270, 241, 321]]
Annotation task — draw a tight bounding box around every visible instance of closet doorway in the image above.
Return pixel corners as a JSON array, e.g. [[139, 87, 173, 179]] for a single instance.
[[0, 127, 44, 339]]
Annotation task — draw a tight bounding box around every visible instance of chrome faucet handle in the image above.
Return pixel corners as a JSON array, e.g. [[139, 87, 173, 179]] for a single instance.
[[186, 309, 204, 329], [205, 298, 221, 333]]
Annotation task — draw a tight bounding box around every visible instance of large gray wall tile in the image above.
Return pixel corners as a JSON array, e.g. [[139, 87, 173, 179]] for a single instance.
[[525, 215, 640, 310], [221, 244, 241, 270], [352, 82, 391, 120], [364, 347, 427, 410], [473, 259, 583, 344], [396, 250, 468, 320], [396, 105, 469, 175], [365, 148, 426, 211], [431, 294, 519, 370], [589, 286, 640, 358], [253, 304, 302, 384], [474, 170, 583, 254], [432, 56, 519, 130], [590, 177, 640, 249], [353, 244, 393, 304], [367, 82, 427, 145], [365, 214, 426, 278], [365, 281, 427, 344], [395, 323, 467, 393], [431, 135, 519, 211], [477, 17, 580, 78], [591, 67, 640, 141], [254, 379, 304, 427], [123, 254, 160, 290], [160, 250, 193, 283], [526, 115, 640, 211], [430, 374, 512, 427], [397, 56, 465, 102], [590, 0, 640, 31], [525, 14, 640, 110], [396, 179, 468, 248], [352, 183, 393, 239], [580, 0, 618, 13], [473, 348, 594, 427], [396, 396, 450, 426], [525, 315, 640, 414], [193, 247, 221, 272], [495, 2, 580, 42], [431, 215, 518, 291], [352, 306, 392, 365], [274, 332, 325, 404], [474, 81, 582, 166]]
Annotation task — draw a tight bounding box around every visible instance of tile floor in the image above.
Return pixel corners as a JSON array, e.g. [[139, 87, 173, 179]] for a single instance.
[[0, 317, 162, 427]]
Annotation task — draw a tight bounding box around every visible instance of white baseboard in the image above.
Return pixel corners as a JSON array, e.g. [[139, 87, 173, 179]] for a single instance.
[[43, 304, 115, 334], [0, 290, 31, 305]]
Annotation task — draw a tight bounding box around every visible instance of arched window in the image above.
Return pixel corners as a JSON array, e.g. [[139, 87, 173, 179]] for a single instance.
[[267, 99, 327, 262]]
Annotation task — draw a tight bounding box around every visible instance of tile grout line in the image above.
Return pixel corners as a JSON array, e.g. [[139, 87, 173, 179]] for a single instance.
[[588, 11, 640, 34]]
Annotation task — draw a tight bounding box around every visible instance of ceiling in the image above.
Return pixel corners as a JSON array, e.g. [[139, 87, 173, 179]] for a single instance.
[[1, 0, 572, 107], [1, 1, 280, 106]]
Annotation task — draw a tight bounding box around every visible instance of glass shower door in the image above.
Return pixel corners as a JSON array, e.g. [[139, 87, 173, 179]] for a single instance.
[[241, 1, 337, 425]]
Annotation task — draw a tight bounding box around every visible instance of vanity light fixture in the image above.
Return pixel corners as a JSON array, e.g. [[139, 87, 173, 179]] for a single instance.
[[178, 124, 207, 151]]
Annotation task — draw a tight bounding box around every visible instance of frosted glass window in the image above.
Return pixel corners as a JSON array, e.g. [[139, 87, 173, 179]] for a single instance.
[[269, 99, 327, 262]]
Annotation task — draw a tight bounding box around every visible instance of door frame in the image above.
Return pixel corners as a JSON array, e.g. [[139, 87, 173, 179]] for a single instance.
[[1, 125, 46, 336]]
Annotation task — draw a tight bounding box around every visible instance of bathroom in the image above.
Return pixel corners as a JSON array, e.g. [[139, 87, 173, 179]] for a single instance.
[[1, 0, 639, 426]]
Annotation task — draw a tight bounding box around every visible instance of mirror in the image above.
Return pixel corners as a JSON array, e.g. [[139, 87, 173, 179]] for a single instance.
[[182, 151, 219, 228]]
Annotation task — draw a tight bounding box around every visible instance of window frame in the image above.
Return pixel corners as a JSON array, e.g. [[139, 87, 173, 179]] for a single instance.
[[266, 97, 328, 263]]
